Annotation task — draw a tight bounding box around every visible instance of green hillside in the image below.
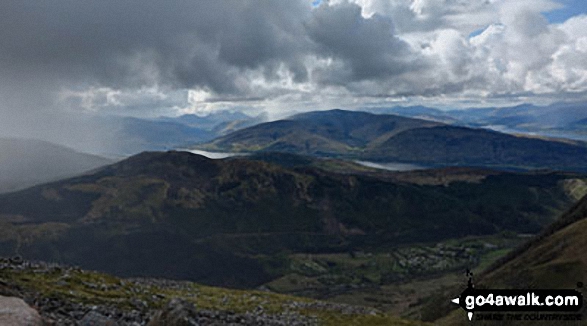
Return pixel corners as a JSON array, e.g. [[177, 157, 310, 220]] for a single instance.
[[0, 151, 582, 291], [202, 110, 437, 156], [480, 197, 587, 290], [0, 258, 427, 326], [200, 110, 587, 172], [432, 195, 587, 325]]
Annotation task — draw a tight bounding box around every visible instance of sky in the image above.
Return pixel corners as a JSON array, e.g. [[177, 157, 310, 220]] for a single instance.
[[544, 0, 587, 23], [0, 0, 586, 149]]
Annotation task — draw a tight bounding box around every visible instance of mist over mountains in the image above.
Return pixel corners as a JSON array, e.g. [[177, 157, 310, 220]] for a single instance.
[[0, 138, 112, 193]]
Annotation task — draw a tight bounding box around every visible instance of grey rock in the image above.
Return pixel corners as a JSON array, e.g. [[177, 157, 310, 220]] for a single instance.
[[79, 311, 119, 326], [148, 298, 199, 326], [0, 295, 43, 326]]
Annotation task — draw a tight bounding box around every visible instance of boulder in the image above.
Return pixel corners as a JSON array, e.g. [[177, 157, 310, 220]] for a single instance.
[[148, 298, 198, 326], [79, 311, 119, 326], [0, 295, 43, 326]]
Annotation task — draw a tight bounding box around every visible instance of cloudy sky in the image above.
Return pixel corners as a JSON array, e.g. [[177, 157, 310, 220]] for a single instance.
[[0, 0, 586, 135]]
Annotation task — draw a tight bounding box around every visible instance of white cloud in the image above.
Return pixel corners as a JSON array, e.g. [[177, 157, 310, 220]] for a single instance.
[[0, 0, 586, 124]]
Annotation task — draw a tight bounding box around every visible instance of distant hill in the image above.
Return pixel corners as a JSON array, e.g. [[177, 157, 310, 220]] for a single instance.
[[166, 110, 252, 128], [115, 117, 215, 154], [370, 102, 587, 142], [201, 109, 587, 172], [202, 109, 439, 156], [0, 138, 113, 193], [0, 151, 582, 287], [568, 117, 587, 130], [366, 106, 458, 124], [76, 110, 267, 157], [372, 103, 587, 129], [164, 110, 267, 136]]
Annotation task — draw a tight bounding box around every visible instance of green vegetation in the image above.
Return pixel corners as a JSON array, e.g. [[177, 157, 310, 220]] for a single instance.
[[426, 194, 587, 325], [264, 234, 523, 318], [0, 151, 581, 290], [0, 261, 427, 326], [1, 149, 585, 325], [199, 110, 587, 172]]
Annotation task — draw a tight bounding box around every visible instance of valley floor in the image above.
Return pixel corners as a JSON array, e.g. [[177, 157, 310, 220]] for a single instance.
[[263, 233, 524, 321]]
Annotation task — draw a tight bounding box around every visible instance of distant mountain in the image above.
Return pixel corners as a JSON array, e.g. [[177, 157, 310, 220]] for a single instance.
[[0, 151, 581, 287], [201, 109, 587, 172], [568, 117, 587, 130], [168, 110, 252, 127], [115, 117, 215, 154], [203, 109, 439, 156], [370, 102, 587, 142], [103, 111, 267, 156], [163, 110, 266, 134], [458, 103, 587, 129], [0, 138, 113, 193], [378, 103, 587, 129], [366, 106, 458, 124]]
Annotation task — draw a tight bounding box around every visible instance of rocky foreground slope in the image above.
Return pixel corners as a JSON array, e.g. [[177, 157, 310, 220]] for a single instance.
[[0, 257, 426, 326]]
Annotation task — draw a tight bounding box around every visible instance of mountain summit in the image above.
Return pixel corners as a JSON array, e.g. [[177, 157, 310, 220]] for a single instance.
[[201, 110, 587, 172]]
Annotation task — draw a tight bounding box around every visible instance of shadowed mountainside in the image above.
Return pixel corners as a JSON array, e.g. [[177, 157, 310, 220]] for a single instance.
[[478, 193, 587, 290], [201, 110, 587, 172], [0, 151, 583, 289], [370, 103, 587, 142], [430, 194, 587, 325]]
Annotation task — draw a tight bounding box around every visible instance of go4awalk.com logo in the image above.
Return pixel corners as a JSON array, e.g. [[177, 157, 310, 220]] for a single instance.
[[451, 270, 583, 322]]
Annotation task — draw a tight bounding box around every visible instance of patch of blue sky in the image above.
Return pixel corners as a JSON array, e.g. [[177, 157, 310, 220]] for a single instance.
[[469, 0, 586, 39], [469, 28, 486, 38], [544, 0, 587, 23]]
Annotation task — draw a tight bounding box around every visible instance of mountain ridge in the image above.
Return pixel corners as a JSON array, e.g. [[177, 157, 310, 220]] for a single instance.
[[0, 151, 582, 288], [199, 110, 587, 172]]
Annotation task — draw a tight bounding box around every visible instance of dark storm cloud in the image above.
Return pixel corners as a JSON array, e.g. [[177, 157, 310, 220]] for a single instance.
[[0, 0, 319, 153], [0, 0, 312, 95], [0, 0, 435, 104], [0, 0, 584, 127], [305, 1, 423, 84]]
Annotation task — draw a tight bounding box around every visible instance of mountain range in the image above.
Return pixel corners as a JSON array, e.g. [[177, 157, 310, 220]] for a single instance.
[[200, 109, 587, 172], [100, 110, 266, 156], [369, 102, 587, 142], [0, 150, 583, 289]]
